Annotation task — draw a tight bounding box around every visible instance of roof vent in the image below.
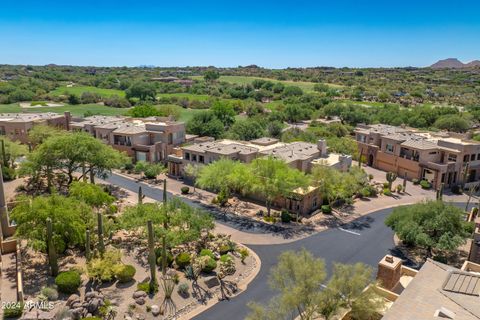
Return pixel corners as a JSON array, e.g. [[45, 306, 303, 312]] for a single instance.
[[434, 307, 455, 319]]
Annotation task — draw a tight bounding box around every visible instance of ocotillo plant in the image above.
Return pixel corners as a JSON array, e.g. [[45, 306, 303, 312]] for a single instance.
[[386, 172, 397, 191], [97, 212, 105, 256], [138, 186, 145, 204], [46, 218, 59, 276], [147, 220, 157, 292], [85, 229, 91, 261]]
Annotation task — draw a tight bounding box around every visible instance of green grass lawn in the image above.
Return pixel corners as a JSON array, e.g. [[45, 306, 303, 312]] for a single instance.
[[157, 93, 211, 101], [50, 86, 125, 98], [0, 103, 128, 117], [191, 75, 342, 92]]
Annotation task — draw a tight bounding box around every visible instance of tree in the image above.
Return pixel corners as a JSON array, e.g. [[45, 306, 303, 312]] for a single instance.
[[186, 111, 225, 139], [10, 193, 93, 253], [126, 104, 161, 118], [227, 119, 265, 141], [27, 125, 61, 146], [433, 115, 470, 132], [119, 199, 214, 248], [203, 70, 220, 82], [0, 137, 28, 167], [196, 158, 250, 196], [125, 81, 156, 101], [21, 131, 128, 189], [247, 250, 383, 320], [69, 181, 115, 208], [183, 163, 201, 192], [248, 157, 309, 216], [247, 249, 326, 320], [211, 101, 236, 128], [385, 201, 471, 258]]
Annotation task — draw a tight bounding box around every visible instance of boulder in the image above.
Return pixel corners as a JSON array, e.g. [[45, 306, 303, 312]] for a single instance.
[[71, 307, 84, 320], [150, 305, 160, 316], [132, 291, 147, 299], [37, 311, 56, 320], [85, 291, 96, 300], [87, 298, 100, 313], [204, 276, 220, 288], [66, 294, 81, 307], [20, 310, 38, 320], [70, 301, 82, 309], [135, 297, 146, 305]]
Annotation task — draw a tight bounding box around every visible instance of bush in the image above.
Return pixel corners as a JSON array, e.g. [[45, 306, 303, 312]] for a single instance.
[[41, 286, 59, 301], [3, 303, 24, 318], [137, 281, 158, 294], [433, 255, 448, 264], [280, 210, 291, 223], [420, 180, 431, 189], [181, 186, 190, 194], [201, 257, 217, 273], [237, 247, 249, 263], [113, 264, 136, 283], [263, 216, 276, 223], [199, 249, 215, 260], [396, 184, 403, 193], [383, 188, 393, 196], [220, 254, 232, 263], [2, 166, 16, 181], [177, 282, 189, 296], [175, 252, 191, 269], [87, 249, 122, 282], [55, 271, 81, 294], [382, 182, 390, 189], [321, 205, 332, 214], [412, 178, 420, 185], [155, 250, 174, 267], [368, 174, 374, 180]]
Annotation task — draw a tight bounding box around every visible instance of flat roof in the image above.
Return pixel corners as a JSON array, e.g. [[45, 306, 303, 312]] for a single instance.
[[0, 112, 64, 122]]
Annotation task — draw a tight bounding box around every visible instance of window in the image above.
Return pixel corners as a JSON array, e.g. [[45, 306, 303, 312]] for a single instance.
[[448, 154, 457, 162], [312, 198, 317, 209], [464, 154, 469, 162], [429, 151, 437, 155], [471, 154, 476, 161], [441, 173, 445, 183], [477, 153, 480, 161], [357, 134, 366, 143], [199, 155, 204, 163], [385, 143, 394, 154], [192, 154, 197, 162], [184, 152, 190, 161]]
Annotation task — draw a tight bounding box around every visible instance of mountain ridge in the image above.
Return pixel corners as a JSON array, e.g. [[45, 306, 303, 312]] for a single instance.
[[430, 58, 480, 69]]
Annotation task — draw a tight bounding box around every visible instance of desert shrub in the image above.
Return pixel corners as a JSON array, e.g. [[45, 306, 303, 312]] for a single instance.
[[420, 180, 431, 189], [87, 249, 122, 282], [433, 255, 448, 264], [2, 166, 16, 181], [156, 250, 174, 267], [177, 282, 189, 296], [41, 286, 59, 301], [137, 281, 158, 294], [220, 254, 232, 263], [175, 252, 191, 269], [237, 247, 249, 263], [113, 264, 136, 283], [382, 182, 390, 189], [55, 271, 81, 294], [219, 243, 235, 255], [82, 317, 102, 320], [412, 178, 420, 185], [199, 249, 215, 259], [3, 303, 24, 318], [263, 216, 276, 223], [181, 186, 190, 194], [321, 205, 332, 214], [280, 210, 291, 223], [383, 188, 393, 196], [464, 221, 476, 235], [201, 256, 217, 273], [368, 174, 374, 180], [396, 184, 403, 193]]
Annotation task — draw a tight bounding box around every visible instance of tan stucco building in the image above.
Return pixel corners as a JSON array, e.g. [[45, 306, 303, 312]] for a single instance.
[[0, 112, 71, 144], [355, 124, 480, 190], [167, 137, 352, 215], [70, 115, 186, 163]]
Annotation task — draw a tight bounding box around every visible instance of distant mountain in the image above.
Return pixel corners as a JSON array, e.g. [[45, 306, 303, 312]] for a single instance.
[[466, 60, 480, 67], [430, 58, 480, 69]]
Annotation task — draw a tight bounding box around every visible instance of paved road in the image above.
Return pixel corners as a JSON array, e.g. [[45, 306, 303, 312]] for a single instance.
[[105, 173, 470, 320]]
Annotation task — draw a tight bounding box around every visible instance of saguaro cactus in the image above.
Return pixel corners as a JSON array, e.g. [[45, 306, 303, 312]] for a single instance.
[[403, 172, 407, 192], [161, 235, 167, 275], [386, 172, 398, 191], [86, 229, 91, 261], [163, 179, 167, 203], [138, 186, 145, 204], [147, 220, 157, 292], [97, 212, 105, 256], [46, 218, 59, 276], [0, 139, 6, 168]]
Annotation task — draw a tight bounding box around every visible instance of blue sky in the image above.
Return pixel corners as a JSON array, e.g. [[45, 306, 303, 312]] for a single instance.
[[1, 0, 479, 68]]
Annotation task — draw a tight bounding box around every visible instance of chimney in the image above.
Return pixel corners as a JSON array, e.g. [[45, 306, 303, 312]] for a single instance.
[[339, 154, 352, 172], [377, 255, 402, 290], [317, 139, 327, 156]]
